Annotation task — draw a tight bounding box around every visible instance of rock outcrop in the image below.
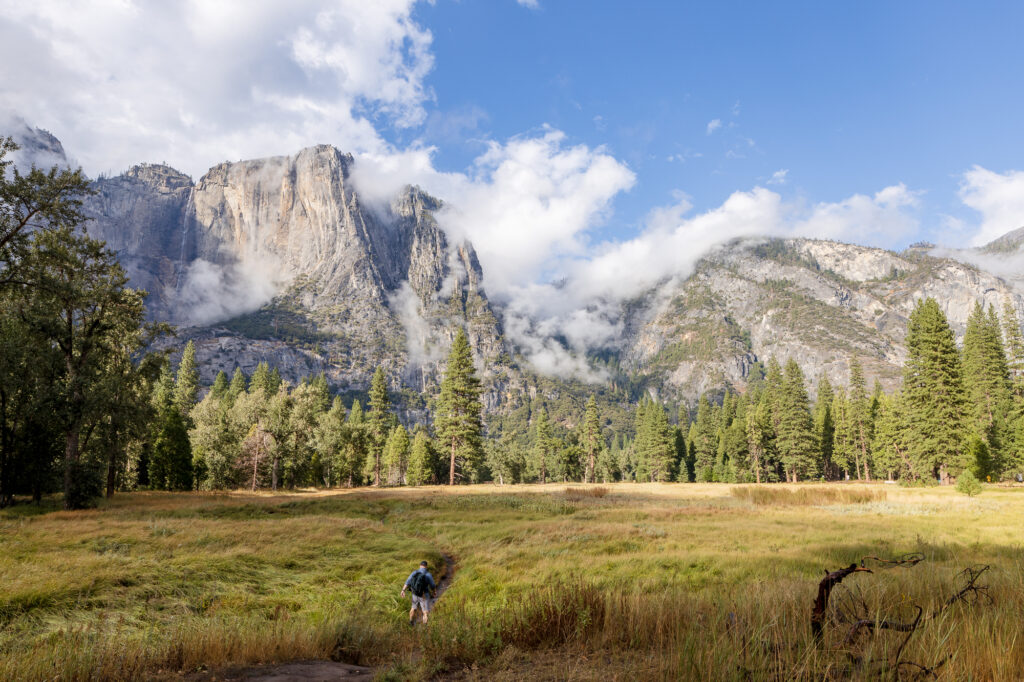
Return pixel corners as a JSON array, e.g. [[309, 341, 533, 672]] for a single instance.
[[620, 237, 1024, 399], [81, 145, 508, 401]]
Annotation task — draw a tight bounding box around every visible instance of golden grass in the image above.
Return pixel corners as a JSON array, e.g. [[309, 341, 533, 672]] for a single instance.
[[730, 484, 886, 506], [1, 482, 1023, 680]]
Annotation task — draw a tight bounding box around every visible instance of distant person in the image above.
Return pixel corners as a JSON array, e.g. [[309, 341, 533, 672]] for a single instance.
[[401, 560, 436, 625]]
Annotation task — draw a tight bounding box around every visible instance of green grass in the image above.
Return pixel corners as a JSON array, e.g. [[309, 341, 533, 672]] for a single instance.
[[2, 483, 1023, 680]]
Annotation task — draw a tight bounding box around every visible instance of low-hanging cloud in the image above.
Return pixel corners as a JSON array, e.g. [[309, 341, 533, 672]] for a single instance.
[[174, 256, 284, 327]]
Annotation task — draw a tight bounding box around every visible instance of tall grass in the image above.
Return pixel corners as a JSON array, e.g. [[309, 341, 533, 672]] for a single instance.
[[731, 485, 886, 506], [1, 483, 1020, 680]]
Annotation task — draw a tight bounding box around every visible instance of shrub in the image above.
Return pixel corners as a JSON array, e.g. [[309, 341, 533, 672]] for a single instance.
[[956, 470, 982, 497]]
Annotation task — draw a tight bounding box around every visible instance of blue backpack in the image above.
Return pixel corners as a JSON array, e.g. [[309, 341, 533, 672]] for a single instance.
[[410, 570, 431, 597]]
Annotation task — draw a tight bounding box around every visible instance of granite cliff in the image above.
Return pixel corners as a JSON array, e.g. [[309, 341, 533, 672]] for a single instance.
[[11, 122, 1024, 409]]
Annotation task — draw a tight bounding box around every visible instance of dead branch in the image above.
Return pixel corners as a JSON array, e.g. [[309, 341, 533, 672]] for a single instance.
[[813, 555, 991, 679], [811, 563, 872, 641]]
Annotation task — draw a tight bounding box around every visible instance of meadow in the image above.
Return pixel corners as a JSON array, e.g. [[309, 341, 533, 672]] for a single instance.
[[1, 483, 1022, 681]]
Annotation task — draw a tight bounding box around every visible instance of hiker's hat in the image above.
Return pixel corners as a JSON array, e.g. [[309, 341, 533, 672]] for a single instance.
[[420, 560, 428, 567]]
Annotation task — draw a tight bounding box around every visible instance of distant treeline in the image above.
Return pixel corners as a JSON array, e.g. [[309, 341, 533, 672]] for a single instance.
[[1, 138, 1019, 508]]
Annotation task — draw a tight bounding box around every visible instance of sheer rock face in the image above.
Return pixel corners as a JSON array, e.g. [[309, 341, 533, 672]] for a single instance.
[[621, 237, 1024, 399], [82, 145, 507, 398]]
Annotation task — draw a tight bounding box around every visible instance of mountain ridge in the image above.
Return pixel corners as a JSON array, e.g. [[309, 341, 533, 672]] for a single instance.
[[11, 123, 1024, 411]]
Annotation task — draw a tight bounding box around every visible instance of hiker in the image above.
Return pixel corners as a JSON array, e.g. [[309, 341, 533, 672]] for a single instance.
[[401, 560, 437, 625]]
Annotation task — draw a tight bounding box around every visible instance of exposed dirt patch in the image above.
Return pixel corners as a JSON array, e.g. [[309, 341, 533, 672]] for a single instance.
[[185, 660, 374, 681]]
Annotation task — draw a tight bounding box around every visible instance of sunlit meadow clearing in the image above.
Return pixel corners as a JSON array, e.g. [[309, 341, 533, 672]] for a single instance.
[[2, 483, 1022, 681]]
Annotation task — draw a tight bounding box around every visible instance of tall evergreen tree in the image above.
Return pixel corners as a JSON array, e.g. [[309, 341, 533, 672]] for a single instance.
[[531, 405, 556, 484], [383, 424, 411, 486], [435, 328, 483, 485], [903, 298, 970, 483], [813, 375, 836, 479], [210, 370, 229, 401], [366, 367, 393, 486], [173, 341, 199, 421], [581, 395, 603, 483], [406, 427, 438, 486], [249, 362, 273, 397], [692, 395, 717, 481], [636, 400, 674, 482], [848, 358, 873, 481], [776, 359, 818, 481], [871, 392, 910, 480], [227, 368, 247, 403]]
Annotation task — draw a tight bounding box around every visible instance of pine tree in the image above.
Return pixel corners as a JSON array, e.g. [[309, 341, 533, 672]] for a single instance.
[[383, 424, 411, 485], [848, 358, 873, 481], [962, 299, 1011, 438], [531, 405, 556, 484], [903, 298, 970, 483], [636, 401, 674, 482], [366, 367, 393, 486], [435, 328, 483, 485], [173, 341, 199, 421], [871, 392, 909, 480], [150, 367, 193, 491], [406, 427, 437, 486], [227, 367, 247, 403], [150, 409, 193, 491], [1001, 298, 1024, 386], [312, 396, 346, 487], [776, 359, 818, 481], [813, 375, 836, 479], [343, 400, 367, 486], [831, 388, 854, 479], [210, 370, 229, 401], [249, 362, 273, 397], [745, 396, 772, 483], [692, 395, 717, 481], [189, 387, 237, 490], [581, 395, 603, 483]]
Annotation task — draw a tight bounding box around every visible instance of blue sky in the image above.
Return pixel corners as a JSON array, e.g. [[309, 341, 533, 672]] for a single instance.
[[409, 1, 1024, 245]]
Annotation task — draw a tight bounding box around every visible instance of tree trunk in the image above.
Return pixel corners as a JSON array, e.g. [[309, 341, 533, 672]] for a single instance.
[[449, 439, 456, 485], [272, 455, 279, 491], [587, 450, 595, 484], [105, 450, 117, 498], [63, 426, 81, 510]]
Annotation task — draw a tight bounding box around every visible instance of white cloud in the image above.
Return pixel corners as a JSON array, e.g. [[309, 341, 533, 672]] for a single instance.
[[959, 166, 1024, 247], [517, 0, 540, 7], [486, 181, 922, 379], [793, 183, 921, 245], [706, 118, 722, 135], [0, 0, 433, 178], [767, 169, 788, 185]]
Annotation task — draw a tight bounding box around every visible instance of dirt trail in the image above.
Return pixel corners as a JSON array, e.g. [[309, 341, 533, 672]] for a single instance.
[[186, 553, 457, 682]]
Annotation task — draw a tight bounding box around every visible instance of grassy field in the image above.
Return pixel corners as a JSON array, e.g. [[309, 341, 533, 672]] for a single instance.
[[1, 483, 1022, 680]]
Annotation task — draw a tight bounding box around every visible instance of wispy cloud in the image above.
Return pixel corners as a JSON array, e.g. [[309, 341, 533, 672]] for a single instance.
[[706, 118, 722, 135], [767, 169, 788, 185]]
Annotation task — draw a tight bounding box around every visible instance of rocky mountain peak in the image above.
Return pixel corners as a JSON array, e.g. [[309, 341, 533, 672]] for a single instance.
[[123, 163, 193, 191]]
